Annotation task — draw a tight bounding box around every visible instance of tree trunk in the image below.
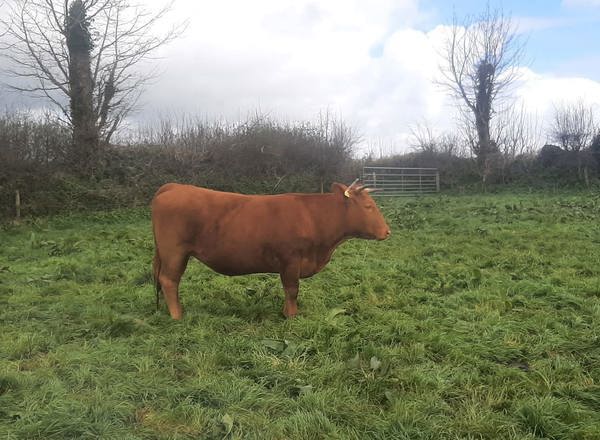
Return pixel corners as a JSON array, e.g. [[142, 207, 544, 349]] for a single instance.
[[475, 111, 492, 168], [475, 62, 494, 170], [66, 0, 98, 173]]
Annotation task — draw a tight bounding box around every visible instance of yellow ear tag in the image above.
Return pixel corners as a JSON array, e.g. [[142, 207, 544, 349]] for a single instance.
[[344, 189, 351, 198]]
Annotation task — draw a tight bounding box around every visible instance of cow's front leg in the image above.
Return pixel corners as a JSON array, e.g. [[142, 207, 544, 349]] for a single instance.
[[280, 265, 300, 318]]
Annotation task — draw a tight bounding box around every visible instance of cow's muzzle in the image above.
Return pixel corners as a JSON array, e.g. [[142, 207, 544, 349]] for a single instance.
[[376, 228, 391, 241]]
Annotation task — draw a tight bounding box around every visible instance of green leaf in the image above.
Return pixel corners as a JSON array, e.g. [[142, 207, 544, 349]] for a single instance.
[[346, 353, 360, 369], [261, 338, 286, 353], [221, 413, 234, 436], [297, 385, 313, 396], [281, 340, 300, 357], [327, 307, 347, 320], [370, 356, 382, 371], [384, 390, 395, 404]]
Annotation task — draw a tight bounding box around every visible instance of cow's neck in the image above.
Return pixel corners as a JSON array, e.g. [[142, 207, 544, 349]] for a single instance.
[[295, 193, 351, 275], [311, 193, 353, 247]]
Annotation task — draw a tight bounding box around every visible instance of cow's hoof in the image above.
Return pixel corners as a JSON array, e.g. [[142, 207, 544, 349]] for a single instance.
[[170, 312, 183, 320], [283, 306, 298, 319]]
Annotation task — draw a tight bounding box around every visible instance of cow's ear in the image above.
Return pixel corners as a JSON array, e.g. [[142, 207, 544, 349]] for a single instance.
[[331, 182, 348, 197]]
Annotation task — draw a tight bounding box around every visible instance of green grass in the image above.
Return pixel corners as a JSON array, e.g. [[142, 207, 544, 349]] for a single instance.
[[1, 192, 600, 439]]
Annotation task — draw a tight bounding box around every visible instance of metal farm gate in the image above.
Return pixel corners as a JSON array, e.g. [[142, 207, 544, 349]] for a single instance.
[[362, 166, 439, 196]]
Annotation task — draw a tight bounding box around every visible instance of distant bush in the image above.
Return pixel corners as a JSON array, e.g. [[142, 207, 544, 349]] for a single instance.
[[538, 144, 564, 168], [536, 144, 597, 185], [0, 111, 71, 167], [591, 133, 600, 172], [131, 114, 357, 190]]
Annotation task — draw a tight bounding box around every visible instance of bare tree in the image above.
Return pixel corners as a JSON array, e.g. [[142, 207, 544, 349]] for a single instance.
[[439, 3, 524, 171], [493, 103, 541, 182], [549, 101, 596, 152], [1, 0, 183, 169], [314, 110, 360, 192], [547, 100, 597, 185], [410, 121, 466, 157], [494, 103, 540, 158]]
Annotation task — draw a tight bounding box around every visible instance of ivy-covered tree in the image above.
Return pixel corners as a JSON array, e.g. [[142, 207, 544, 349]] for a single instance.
[[439, 4, 524, 178]]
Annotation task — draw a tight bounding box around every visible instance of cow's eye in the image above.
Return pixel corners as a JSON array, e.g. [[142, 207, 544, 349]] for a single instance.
[[365, 204, 374, 210]]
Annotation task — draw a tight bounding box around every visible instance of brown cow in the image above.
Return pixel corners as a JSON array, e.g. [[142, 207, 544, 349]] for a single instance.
[[151, 180, 390, 319]]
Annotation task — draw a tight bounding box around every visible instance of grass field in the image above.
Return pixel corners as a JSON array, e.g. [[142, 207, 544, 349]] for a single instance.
[[1, 191, 600, 439]]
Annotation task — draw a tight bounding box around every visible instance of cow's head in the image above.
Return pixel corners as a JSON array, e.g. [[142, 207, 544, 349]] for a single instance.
[[332, 180, 391, 240]]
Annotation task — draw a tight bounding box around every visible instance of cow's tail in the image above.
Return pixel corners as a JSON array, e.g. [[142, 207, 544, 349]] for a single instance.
[[153, 248, 162, 311], [152, 219, 162, 311]]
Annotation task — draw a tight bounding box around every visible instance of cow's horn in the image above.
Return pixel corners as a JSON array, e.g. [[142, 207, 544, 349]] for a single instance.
[[344, 178, 360, 197]]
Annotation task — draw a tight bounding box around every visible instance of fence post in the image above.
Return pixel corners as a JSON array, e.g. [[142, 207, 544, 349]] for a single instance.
[[436, 171, 440, 192], [15, 190, 21, 222], [401, 169, 404, 191]]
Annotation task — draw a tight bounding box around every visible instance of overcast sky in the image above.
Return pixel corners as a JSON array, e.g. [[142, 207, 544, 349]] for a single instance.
[[3, 0, 600, 154]]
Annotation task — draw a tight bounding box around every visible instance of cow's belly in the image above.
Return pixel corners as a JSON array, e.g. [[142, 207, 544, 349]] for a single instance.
[[202, 258, 329, 278], [192, 241, 339, 278], [192, 248, 281, 276], [202, 260, 274, 276]]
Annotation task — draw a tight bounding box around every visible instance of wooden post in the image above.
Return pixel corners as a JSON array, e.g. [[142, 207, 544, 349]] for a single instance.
[[15, 190, 21, 222], [436, 171, 440, 192]]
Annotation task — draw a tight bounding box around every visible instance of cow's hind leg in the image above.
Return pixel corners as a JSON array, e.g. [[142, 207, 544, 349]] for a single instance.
[[158, 252, 189, 320], [280, 265, 300, 318]]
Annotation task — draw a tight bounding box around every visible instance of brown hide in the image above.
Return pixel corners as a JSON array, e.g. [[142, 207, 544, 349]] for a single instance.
[[151, 182, 390, 319]]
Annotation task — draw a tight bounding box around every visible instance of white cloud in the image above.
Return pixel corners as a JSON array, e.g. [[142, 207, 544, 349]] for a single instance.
[[514, 69, 600, 142], [516, 69, 600, 110]]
